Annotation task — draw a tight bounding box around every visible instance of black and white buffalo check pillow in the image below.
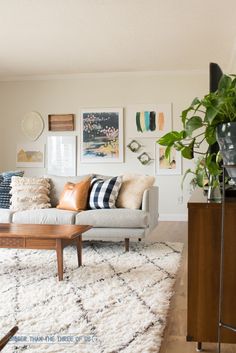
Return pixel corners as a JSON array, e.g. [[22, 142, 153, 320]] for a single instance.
[[89, 176, 122, 209]]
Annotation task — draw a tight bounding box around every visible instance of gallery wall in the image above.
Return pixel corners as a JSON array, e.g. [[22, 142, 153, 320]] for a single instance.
[[0, 71, 208, 219]]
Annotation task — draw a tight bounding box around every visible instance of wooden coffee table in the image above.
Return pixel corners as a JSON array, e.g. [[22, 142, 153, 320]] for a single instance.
[[0, 223, 92, 281]]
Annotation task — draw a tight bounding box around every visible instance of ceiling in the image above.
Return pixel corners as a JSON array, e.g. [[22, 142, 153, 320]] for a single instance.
[[0, 0, 236, 79]]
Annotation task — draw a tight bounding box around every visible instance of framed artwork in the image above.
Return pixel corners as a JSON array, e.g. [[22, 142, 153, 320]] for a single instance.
[[127, 104, 172, 138], [155, 145, 182, 175], [47, 136, 76, 176], [81, 108, 123, 163], [48, 114, 75, 131], [16, 144, 44, 168]]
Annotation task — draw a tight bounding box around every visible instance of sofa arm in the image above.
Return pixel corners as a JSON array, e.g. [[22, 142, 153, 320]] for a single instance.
[[141, 186, 159, 231]]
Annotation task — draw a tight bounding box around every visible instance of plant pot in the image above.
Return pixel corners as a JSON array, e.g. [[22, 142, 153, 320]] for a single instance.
[[216, 122, 236, 180]]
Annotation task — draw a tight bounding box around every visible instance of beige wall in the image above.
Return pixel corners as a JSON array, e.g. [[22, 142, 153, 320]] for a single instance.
[[0, 71, 208, 219]]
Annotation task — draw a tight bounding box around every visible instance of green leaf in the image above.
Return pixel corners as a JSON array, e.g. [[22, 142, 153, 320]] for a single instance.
[[181, 108, 192, 125], [174, 141, 185, 151], [181, 139, 195, 159], [196, 169, 205, 187], [216, 151, 222, 164], [205, 126, 216, 145], [157, 131, 183, 146], [218, 75, 232, 92], [181, 146, 194, 159], [181, 168, 194, 189], [185, 116, 203, 136], [205, 155, 221, 176], [191, 97, 201, 107], [204, 106, 219, 124], [181, 98, 201, 125], [180, 130, 187, 139], [164, 145, 171, 160], [231, 77, 236, 89]]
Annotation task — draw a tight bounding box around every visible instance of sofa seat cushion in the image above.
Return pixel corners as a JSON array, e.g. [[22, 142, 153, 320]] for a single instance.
[[12, 208, 77, 225], [75, 209, 149, 228], [82, 228, 146, 240], [0, 209, 15, 223]]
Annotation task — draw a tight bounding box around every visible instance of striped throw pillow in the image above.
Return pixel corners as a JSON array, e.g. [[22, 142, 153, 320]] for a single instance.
[[0, 170, 24, 209], [89, 176, 122, 209]]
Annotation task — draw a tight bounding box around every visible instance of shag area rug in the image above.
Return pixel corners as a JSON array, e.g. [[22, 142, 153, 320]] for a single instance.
[[0, 241, 183, 353]]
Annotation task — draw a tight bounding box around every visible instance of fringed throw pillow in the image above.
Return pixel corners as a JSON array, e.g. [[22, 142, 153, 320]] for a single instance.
[[10, 176, 51, 211]]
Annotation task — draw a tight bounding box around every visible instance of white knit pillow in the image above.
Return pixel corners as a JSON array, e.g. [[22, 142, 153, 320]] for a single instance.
[[10, 176, 51, 211], [116, 174, 155, 209]]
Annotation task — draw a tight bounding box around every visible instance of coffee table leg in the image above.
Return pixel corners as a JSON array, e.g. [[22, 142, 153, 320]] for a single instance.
[[56, 239, 63, 281], [76, 235, 82, 267]]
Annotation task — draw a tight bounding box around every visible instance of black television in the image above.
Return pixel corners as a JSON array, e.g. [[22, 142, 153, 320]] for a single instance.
[[208, 63, 223, 157], [209, 62, 223, 93]]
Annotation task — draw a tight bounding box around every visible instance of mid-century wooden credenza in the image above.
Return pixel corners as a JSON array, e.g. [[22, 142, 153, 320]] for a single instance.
[[187, 189, 236, 347]]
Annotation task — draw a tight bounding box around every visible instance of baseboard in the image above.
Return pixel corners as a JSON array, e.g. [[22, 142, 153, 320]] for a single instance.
[[159, 213, 188, 221]]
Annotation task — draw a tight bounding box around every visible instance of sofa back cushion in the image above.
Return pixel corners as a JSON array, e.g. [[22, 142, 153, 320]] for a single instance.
[[45, 174, 91, 207], [0, 170, 24, 209], [57, 177, 91, 211], [116, 174, 155, 209], [10, 176, 51, 211], [89, 176, 122, 209]]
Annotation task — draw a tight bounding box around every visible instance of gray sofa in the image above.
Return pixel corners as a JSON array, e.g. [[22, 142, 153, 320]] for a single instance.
[[0, 174, 159, 250]]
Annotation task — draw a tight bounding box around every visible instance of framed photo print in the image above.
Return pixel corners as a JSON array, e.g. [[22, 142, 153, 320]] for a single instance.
[[127, 103, 172, 138], [47, 136, 77, 176], [16, 144, 44, 168], [81, 108, 123, 163], [155, 145, 182, 175]]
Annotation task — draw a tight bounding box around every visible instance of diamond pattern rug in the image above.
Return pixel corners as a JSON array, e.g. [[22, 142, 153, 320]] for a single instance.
[[0, 241, 183, 353]]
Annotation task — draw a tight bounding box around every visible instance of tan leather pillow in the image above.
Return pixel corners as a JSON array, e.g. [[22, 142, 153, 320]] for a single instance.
[[57, 177, 91, 211]]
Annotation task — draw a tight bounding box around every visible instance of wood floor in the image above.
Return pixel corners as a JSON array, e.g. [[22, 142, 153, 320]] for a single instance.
[[146, 221, 236, 353]]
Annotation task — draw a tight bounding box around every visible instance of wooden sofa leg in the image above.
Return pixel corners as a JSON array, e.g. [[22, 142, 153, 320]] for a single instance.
[[125, 238, 129, 252]]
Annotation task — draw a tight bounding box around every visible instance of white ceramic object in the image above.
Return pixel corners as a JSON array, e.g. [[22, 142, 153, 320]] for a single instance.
[[21, 112, 44, 141]]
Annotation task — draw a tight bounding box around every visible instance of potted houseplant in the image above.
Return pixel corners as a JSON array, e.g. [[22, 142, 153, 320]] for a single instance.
[[157, 74, 236, 198]]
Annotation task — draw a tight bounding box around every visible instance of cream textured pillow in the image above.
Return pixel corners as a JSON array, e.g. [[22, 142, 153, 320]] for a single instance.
[[10, 176, 51, 211], [116, 174, 155, 209]]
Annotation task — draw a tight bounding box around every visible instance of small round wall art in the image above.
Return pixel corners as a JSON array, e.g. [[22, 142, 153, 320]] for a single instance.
[[21, 111, 44, 141]]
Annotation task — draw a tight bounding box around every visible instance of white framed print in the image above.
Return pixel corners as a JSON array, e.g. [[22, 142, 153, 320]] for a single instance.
[[155, 145, 182, 175], [127, 103, 172, 138], [47, 136, 76, 176], [81, 108, 124, 163], [16, 144, 44, 168]]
